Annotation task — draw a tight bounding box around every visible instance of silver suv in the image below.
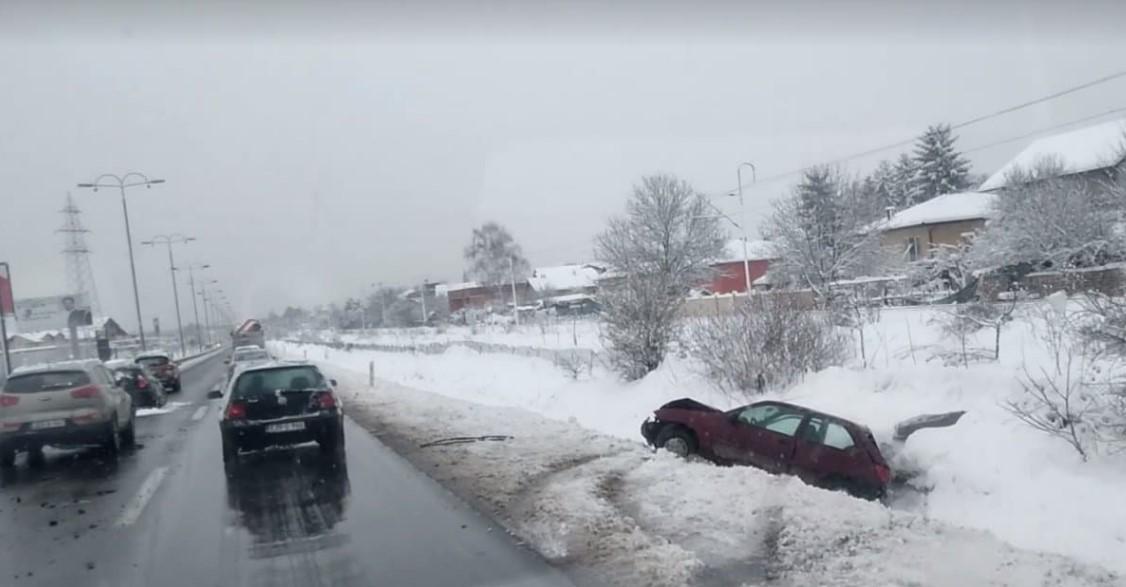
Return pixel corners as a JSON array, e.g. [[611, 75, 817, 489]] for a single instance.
[[0, 360, 136, 468]]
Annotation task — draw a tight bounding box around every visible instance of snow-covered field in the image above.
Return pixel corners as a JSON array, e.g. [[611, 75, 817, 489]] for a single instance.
[[302, 318, 604, 351], [271, 300, 1126, 584]]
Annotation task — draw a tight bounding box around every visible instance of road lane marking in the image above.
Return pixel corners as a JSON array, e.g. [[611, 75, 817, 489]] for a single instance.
[[115, 466, 169, 527], [191, 405, 209, 421]]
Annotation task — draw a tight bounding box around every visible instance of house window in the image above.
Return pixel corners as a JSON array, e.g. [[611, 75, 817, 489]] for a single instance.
[[905, 237, 920, 262]]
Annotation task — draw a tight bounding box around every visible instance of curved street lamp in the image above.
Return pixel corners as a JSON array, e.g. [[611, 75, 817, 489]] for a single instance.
[[77, 173, 165, 349], [178, 263, 210, 352]]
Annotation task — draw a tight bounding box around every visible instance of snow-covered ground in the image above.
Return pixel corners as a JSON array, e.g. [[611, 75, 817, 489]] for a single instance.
[[271, 300, 1126, 583], [302, 318, 604, 351]]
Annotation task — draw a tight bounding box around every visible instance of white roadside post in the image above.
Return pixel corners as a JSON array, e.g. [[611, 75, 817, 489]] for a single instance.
[[369, 360, 374, 388]]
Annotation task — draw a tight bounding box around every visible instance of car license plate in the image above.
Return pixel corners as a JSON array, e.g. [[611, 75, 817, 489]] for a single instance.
[[31, 419, 66, 430], [265, 421, 305, 433]]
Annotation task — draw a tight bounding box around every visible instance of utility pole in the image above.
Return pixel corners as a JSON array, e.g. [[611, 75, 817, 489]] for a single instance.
[[509, 256, 520, 326], [77, 173, 165, 350], [419, 281, 427, 326], [142, 234, 194, 358]]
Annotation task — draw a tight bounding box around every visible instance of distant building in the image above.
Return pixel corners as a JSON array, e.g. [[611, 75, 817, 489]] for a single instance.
[[979, 118, 1126, 192], [706, 240, 779, 294], [877, 191, 996, 265]]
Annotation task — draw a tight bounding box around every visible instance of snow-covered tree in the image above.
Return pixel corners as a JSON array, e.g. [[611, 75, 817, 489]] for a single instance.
[[866, 154, 918, 210], [971, 157, 1126, 270], [764, 166, 881, 304], [595, 174, 725, 380], [912, 124, 972, 202], [464, 222, 531, 292]]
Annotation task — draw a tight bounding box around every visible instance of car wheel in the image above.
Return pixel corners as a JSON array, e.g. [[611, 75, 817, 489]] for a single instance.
[[121, 413, 137, 448], [101, 419, 121, 456], [222, 433, 239, 470], [655, 426, 697, 458]]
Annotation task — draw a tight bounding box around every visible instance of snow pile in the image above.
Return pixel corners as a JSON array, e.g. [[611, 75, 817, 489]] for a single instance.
[[527, 264, 604, 293], [317, 319, 604, 351], [980, 117, 1126, 191]]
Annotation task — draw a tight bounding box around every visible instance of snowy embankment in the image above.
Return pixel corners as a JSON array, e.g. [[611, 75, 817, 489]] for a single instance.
[[271, 302, 1126, 582]]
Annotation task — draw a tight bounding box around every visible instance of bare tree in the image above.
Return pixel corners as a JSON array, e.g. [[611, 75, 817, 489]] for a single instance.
[[595, 174, 725, 380], [464, 222, 531, 294], [764, 166, 882, 305], [687, 294, 849, 398]]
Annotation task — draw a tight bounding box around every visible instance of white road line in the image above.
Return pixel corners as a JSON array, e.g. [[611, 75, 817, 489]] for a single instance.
[[114, 466, 169, 527], [191, 405, 209, 421]]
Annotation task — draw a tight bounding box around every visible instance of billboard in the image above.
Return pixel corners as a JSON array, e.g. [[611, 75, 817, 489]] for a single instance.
[[14, 294, 92, 332]]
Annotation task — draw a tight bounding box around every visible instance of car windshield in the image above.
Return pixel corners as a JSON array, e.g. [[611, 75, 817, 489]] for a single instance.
[[233, 367, 324, 398], [3, 370, 91, 394]]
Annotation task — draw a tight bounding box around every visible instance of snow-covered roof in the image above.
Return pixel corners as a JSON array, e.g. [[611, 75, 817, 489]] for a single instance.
[[980, 118, 1126, 191], [880, 192, 996, 231], [527, 264, 604, 292], [441, 281, 483, 293], [713, 240, 780, 264]]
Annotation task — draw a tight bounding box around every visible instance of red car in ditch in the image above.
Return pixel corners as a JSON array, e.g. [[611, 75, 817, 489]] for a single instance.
[[641, 398, 892, 499]]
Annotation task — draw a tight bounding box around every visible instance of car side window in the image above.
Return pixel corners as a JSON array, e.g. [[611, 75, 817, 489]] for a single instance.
[[762, 415, 804, 436], [822, 422, 856, 450], [801, 416, 855, 450]]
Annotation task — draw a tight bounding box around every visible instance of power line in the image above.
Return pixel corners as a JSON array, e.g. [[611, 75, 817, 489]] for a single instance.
[[715, 67, 1126, 194], [963, 106, 1126, 154]]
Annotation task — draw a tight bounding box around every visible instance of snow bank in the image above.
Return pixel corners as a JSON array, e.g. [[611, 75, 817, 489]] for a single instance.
[[319, 365, 1118, 585]]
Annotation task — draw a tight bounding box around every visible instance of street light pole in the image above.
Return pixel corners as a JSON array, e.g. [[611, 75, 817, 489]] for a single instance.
[[184, 263, 209, 352], [734, 162, 757, 294], [198, 288, 212, 347], [142, 234, 194, 358], [77, 173, 165, 350]]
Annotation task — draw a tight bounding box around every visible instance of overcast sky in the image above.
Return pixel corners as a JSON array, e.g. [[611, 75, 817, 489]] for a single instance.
[[2, 1, 1125, 330]]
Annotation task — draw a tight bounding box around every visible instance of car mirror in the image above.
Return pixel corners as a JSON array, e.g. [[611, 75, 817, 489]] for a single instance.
[[206, 388, 224, 400], [330, 379, 338, 387], [223, 359, 231, 365]]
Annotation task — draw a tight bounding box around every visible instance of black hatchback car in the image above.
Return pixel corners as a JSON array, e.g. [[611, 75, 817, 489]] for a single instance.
[[211, 362, 344, 468]]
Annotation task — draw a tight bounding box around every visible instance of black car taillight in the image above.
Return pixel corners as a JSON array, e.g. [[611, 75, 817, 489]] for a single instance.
[[226, 402, 247, 420]]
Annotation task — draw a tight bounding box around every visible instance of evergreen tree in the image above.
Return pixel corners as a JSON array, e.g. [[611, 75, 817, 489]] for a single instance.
[[892, 153, 919, 207], [912, 124, 971, 202]]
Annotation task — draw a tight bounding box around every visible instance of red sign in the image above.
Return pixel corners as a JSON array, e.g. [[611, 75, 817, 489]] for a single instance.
[[0, 263, 13, 317]]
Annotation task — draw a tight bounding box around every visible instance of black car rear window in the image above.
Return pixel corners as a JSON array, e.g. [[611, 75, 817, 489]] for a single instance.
[[4, 370, 91, 394], [232, 366, 325, 399]]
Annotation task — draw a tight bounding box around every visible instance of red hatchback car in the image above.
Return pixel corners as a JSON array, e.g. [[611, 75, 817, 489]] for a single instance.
[[641, 398, 891, 499]]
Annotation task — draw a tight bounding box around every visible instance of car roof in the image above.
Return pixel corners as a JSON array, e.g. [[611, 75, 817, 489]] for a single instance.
[[135, 350, 171, 359], [10, 359, 104, 376], [751, 400, 865, 429], [104, 359, 138, 369], [234, 360, 318, 375]]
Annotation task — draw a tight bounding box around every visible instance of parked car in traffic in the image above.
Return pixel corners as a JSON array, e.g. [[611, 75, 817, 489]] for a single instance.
[[106, 359, 167, 408], [641, 398, 891, 499], [211, 362, 344, 470], [0, 360, 136, 467], [226, 346, 271, 382], [135, 350, 181, 392]]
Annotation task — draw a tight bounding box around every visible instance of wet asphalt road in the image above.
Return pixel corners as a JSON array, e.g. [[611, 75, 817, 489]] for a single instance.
[[0, 353, 573, 587]]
